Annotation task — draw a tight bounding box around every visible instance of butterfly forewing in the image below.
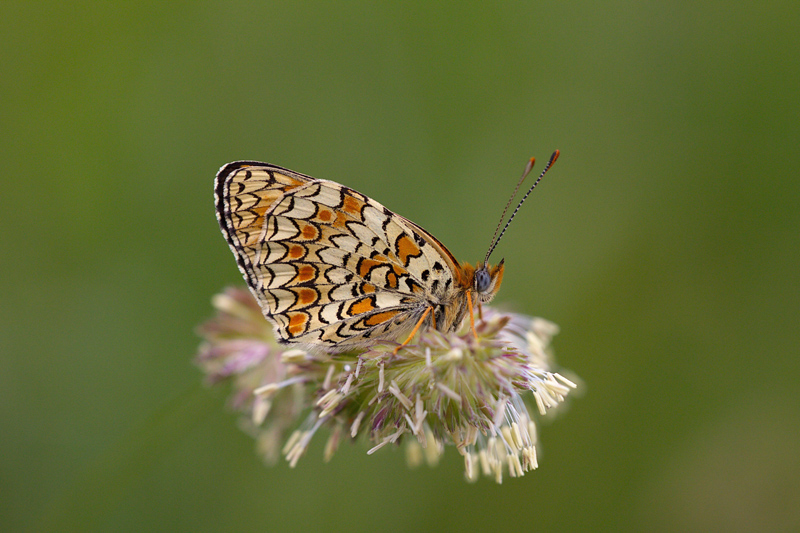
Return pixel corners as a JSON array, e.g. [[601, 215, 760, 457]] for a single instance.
[[216, 162, 463, 351]]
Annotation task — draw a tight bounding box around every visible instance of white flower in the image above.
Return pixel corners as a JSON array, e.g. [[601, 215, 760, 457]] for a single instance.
[[196, 287, 578, 482]]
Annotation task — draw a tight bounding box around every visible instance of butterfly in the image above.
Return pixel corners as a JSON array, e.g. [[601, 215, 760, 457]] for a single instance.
[[215, 151, 559, 353]]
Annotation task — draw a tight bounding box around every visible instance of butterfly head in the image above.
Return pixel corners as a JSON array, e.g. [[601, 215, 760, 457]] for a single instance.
[[469, 259, 505, 303]]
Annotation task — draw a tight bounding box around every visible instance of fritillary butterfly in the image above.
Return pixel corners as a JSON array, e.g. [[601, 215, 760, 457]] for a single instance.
[[215, 151, 558, 353]]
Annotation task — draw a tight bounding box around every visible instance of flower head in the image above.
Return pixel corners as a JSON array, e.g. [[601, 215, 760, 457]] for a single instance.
[[195, 287, 578, 482]]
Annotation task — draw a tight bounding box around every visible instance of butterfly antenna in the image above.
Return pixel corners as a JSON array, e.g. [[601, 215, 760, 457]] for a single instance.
[[485, 157, 537, 263], [484, 150, 559, 264]]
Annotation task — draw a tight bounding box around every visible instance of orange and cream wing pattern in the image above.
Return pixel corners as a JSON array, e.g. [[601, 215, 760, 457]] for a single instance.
[[215, 161, 465, 351]]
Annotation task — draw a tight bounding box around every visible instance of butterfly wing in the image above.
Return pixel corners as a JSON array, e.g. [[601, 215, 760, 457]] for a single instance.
[[215, 161, 466, 351]]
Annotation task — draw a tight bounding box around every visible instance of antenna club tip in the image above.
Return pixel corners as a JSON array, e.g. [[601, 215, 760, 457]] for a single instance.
[[550, 150, 560, 164], [523, 157, 536, 174]]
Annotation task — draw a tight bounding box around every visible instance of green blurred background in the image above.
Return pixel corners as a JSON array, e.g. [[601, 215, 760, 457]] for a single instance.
[[3, 2, 799, 531]]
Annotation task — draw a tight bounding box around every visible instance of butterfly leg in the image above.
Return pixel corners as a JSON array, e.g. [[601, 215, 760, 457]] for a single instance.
[[393, 306, 432, 354], [466, 292, 479, 342]]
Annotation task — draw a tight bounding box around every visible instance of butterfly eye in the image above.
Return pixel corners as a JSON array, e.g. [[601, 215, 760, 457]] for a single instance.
[[474, 267, 492, 293]]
